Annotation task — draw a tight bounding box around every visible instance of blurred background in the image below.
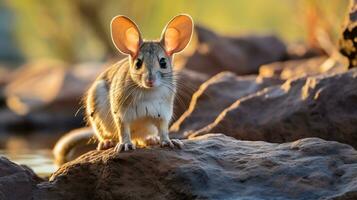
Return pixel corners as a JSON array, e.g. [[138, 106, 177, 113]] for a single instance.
[[0, 0, 349, 177], [1, 0, 347, 64]]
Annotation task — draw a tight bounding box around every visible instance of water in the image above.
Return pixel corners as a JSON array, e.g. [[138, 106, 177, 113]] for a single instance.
[[0, 132, 62, 178], [0, 149, 57, 177]]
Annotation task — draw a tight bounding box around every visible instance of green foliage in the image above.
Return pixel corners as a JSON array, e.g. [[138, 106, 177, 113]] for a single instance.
[[4, 0, 349, 63]]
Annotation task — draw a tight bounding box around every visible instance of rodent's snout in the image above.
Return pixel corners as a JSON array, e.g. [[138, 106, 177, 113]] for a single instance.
[[145, 79, 155, 87], [142, 72, 160, 88]]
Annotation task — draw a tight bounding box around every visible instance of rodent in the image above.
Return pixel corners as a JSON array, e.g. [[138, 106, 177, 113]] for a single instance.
[[53, 14, 194, 164]]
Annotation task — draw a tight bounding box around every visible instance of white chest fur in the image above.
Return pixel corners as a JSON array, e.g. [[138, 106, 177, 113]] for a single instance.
[[119, 86, 173, 123]]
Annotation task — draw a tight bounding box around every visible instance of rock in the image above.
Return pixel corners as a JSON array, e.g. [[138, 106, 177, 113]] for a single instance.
[[181, 26, 287, 76], [191, 69, 357, 149], [2, 60, 105, 133], [259, 56, 346, 80], [285, 43, 324, 60], [170, 71, 283, 137], [339, 0, 357, 69], [35, 134, 357, 200], [0, 156, 43, 200], [4, 60, 104, 116]]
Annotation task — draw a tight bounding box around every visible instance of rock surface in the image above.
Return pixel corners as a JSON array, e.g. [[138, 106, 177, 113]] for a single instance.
[[0, 156, 43, 200], [170, 71, 283, 137], [33, 134, 357, 200], [4, 60, 104, 116], [2, 60, 104, 132], [259, 56, 346, 80], [181, 26, 287, 76], [191, 69, 357, 148]]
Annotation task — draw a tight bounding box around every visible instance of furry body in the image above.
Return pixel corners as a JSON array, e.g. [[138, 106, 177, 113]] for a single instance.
[[53, 14, 193, 163], [86, 47, 175, 147]]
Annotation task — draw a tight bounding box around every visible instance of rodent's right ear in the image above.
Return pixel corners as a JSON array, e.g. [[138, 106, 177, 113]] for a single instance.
[[111, 15, 143, 58]]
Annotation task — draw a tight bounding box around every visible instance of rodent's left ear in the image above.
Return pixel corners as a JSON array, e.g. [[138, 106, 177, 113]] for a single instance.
[[160, 14, 194, 56]]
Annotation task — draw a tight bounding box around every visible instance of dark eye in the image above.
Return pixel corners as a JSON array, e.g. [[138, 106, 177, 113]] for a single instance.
[[159, 58, 167, 69], [135, 59, 143, 70]]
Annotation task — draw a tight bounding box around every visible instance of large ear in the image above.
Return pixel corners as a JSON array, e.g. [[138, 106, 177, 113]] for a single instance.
[[111, 15, 142, 57], [160, 14, 194, 56]]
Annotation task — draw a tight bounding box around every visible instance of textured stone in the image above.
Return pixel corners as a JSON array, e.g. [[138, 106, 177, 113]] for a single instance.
[[191, 69, 357, 148], [0, 156, 43, 200], [35, 135, 357, 200]]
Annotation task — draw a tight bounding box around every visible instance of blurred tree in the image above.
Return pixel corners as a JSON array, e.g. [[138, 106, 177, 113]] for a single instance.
[[5, 0, 106, 63], [72, 0, 117, 55], [0, 2, 24, 65]]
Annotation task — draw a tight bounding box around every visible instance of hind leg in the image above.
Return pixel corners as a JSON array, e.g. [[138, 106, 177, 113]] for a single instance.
[[87, 80, 118, 150], [90, 120, 115, 150], [97, 139, 115, 150], [91, 119, 118, 151]]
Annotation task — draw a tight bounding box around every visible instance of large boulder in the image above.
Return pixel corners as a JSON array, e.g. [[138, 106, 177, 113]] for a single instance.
[[170, 71, 283, 137], [34, 134, 357, 200], [180, 26, 287, 76], [0, 156, 43, 200], [191, 68, 357, 148]]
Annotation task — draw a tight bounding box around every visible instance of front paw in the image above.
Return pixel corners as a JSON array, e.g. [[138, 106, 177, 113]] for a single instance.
[[114, 142, 136, 152], [160, 139, 183, 149]]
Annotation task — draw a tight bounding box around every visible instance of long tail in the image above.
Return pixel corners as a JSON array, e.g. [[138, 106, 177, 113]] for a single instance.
[[53, 127, 94, 166]]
